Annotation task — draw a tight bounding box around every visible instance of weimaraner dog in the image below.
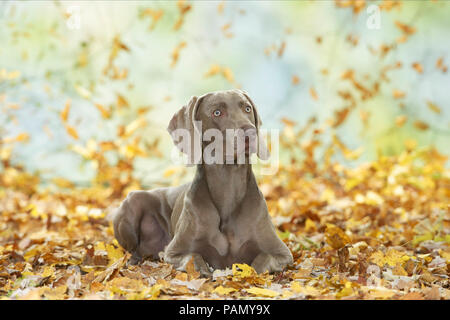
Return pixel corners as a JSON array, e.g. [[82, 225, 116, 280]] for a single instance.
[[113, 89, 293, 276]]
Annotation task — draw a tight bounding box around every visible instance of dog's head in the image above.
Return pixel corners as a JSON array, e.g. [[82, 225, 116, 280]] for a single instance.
[[168, 89, 270, 165]]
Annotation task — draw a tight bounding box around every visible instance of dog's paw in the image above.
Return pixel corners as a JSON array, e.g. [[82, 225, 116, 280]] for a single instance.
[[251, 253, 287, 274], [176, 253, 212, 277], [127, 253, 143, 265]]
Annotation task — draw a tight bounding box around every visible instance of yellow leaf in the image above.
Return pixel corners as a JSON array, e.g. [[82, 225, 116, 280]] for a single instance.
[[61, 99, 71, 122], [395, 21, 416, 35], [51, 177, 74, 189], [385, 249, 410, 266], [95, 241, 106, 252], [325, 224, 350, 249], [222, 67, 234, 83], [106, 244, 124, 265], [41, 266, 55, 278], [393, 89, 406, 99], [24, 246, 41, 261], [396, 115, 407, 127], [304, 218, 317, 233], [414, 120, 429, 131], [439, 250, 450, 263], [65, 125, 79, 139], [369, 288, 397, 299], [2, 132, 29, 144], [170, 41, 187, 68], [42, 285, 67, 300], [427, 101, 441, 114], [404, 138, 417, 150], [74, 84, 92, 99], [95, 103, 111, 118], [369, 249, 409, 267], [117, 94, 129, 108], [232, 263, 257, 277], [247, 287, 279, 298], [365, 191, 384, 205], [204, 64, 221, 77], [213, 286, 236, 295], [393, 264, 408, 276], [412, 62, 423, 74], [309, 87, 318, 101], [124, 117, 146, 137], [291, 282, 321, 296], [336, 282, 355, 299]]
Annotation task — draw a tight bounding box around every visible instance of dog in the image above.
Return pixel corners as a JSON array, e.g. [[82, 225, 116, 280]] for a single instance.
[[113, 89, 293, 276]]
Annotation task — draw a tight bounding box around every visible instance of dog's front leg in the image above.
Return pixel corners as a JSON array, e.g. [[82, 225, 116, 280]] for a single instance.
[[164, 239, 212, 277], [251, 214, 293, 273], [163, 211, 213, 277]]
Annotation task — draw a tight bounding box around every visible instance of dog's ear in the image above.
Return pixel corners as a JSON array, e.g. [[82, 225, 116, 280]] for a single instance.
[[168, 96, 203, 165], [239, 90, 270, 160]]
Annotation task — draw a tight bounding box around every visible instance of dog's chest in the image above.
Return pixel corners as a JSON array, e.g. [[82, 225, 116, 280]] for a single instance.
[[218, 217, 250, 255]]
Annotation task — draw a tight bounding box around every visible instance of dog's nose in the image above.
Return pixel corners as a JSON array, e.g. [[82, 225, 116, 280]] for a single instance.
[[240, 125, 256, 136]]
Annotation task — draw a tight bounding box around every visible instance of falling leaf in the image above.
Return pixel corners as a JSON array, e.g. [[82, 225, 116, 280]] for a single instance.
[[395, 21, 416, 35], [74, 84, 92, 99], [60, 99, 71, 122], [217, 1, 225, 14], [278, 41, 286, 57], [412, 62, 423, 74], [2, 132, 29, 144], [414, 120, 429, 131], [427, 101, 441, 114], [94, 103, 111, 119], [139, 8, 164, 30], [65, 125, 79, 140], [204, 64, 221, 77], [309, 87, 318, 101], [291, 75, 300, 85], [393, 89, 405, 99], [123, 117, 147, 138], [222, 67, 234, 83], [173, 0, 192, 31], [396, 115, 407, 127], [436, 57, 448, 73], [117, 94, 129, 108], [170, 41, 187, 68]]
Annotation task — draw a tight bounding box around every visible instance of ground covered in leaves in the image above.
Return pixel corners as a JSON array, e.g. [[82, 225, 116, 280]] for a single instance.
[[1, 146, 449, 300]]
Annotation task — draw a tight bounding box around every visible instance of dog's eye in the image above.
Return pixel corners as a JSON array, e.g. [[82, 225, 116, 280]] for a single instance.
[[213, 110, 222, 117], [245, 106, 252, 113]]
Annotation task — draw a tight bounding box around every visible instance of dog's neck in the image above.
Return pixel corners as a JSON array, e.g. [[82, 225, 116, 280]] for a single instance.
[[200, 163, 251, 220]]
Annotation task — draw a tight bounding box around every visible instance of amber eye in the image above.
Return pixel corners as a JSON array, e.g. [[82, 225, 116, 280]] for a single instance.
[[213, 110, 222, 117], [245, 106, 252, 113]]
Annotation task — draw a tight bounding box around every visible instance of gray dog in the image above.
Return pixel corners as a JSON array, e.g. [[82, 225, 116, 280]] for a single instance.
[[113, 89, 293, 276]]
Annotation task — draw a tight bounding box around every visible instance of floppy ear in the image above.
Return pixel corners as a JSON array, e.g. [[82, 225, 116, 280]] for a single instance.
[[167, 96, 203, 165], [239, 90, 270, 160]]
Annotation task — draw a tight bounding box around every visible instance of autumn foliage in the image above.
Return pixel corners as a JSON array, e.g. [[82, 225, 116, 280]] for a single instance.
[[0, 1, 449, 300]]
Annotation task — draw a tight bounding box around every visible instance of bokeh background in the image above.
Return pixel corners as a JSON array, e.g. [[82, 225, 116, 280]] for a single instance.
[[1, 0, 449, 189]]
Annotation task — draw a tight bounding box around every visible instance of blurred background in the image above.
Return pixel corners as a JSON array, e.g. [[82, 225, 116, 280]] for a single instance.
[[0, 0, 449, 189]]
